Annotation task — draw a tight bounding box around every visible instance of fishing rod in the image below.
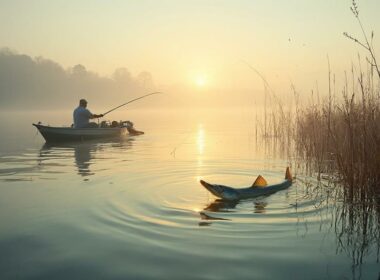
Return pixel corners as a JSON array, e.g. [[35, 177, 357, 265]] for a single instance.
[[102, 91, 163, 117]]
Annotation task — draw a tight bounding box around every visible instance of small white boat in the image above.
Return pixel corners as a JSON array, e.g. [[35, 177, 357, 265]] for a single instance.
[[33, 121, 143, 143]]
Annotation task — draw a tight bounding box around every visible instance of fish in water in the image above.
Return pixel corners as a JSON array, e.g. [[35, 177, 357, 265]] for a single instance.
[[200, 167, 293, 201]]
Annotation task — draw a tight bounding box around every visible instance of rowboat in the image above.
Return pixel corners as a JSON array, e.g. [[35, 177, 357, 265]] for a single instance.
[[33, 121, 143, 143], [200, 167, 293, 200]]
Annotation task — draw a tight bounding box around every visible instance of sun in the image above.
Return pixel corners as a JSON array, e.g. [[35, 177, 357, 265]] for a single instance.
[[195, 75, 206, 87]]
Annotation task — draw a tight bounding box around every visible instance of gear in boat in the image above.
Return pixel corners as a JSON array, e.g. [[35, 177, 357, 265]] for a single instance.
[[99, 120, 144, 135]]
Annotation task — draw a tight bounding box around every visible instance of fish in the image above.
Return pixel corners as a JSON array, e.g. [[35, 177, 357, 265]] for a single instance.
[[200, 167, 293, 201]]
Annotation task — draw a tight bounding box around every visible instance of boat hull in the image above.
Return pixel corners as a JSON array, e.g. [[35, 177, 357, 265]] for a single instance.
[[33, 123, 129, 143]]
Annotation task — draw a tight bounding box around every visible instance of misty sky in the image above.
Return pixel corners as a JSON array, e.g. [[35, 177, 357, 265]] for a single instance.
[[1, 0, 380, 108]]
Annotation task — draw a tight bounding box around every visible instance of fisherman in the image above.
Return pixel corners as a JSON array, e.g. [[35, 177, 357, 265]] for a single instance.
[[73, 99, 104, 128]]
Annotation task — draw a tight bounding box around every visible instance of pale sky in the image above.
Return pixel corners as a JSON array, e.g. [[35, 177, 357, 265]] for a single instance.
[[1, 0, 379, 95]]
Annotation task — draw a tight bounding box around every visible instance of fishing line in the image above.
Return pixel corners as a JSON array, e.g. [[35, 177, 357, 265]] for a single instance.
[[169, 129, 193, 158]]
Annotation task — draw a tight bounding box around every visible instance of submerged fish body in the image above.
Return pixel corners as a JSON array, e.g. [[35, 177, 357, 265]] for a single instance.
[[200, 167, 293, 201]]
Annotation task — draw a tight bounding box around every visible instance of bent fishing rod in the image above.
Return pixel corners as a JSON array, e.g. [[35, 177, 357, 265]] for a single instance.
[[102, 91, 162, 117]]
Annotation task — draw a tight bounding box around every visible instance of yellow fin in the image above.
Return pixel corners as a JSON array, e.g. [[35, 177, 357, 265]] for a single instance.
[[252, 175, 268, 187]]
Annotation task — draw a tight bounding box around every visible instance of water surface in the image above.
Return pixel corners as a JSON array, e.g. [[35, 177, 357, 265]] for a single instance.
[[0, 109, 378, 279]]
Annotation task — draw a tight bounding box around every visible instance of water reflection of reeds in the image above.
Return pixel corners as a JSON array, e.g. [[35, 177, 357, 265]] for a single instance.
[[335, 195, 380, 278]]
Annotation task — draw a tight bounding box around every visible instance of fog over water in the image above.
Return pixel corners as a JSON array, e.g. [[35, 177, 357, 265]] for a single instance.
[[0, 49, 269, 111], [0, 49, 157, 110]]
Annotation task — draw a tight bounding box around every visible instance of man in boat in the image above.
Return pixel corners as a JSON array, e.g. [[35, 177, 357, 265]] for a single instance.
[[73, 99, 104, 128]]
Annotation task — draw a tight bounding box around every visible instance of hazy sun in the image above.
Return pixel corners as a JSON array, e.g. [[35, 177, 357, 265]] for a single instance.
[[195, 75, 206, 87]]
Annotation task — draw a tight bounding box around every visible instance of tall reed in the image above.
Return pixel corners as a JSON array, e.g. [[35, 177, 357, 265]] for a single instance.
[[252, 0, 379, 196], [295, 0, 380, 197]]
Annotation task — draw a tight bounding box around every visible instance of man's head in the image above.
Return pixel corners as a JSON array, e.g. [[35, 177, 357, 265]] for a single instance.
[[79, 99, 88, 107]]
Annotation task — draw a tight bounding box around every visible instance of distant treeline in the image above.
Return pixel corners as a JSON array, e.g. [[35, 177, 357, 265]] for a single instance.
[[0, 48, 155, 110]]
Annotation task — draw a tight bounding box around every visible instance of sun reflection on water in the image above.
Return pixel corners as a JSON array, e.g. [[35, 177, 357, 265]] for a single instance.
[[196, 124, 205, 182], [197, 124, 205, 156]]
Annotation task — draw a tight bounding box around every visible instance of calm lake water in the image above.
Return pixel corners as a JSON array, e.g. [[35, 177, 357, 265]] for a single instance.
[[0, 109, 378, 280]]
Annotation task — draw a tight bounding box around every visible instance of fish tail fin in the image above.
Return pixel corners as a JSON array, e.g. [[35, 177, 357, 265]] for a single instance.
[[285, 167, 292, 181]]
